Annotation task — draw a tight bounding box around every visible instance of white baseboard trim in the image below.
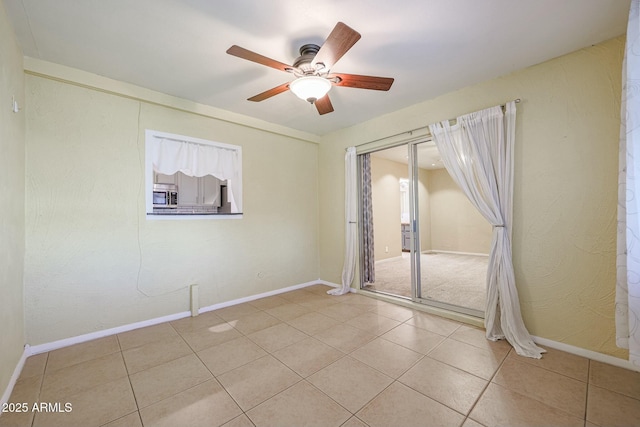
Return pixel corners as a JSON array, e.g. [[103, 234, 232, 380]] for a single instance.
[[315, 279, 354, 291], [197, 280, 330, 314], [1, 345, 31, 409], [29, 311, 192, 355], [29, 279, 328, 355], [18, 279, 636, 405], [532, 335, 638, 373], [424, 250, 489, 257], [315, 279, 340, 288], [1, 279, 334, 407]]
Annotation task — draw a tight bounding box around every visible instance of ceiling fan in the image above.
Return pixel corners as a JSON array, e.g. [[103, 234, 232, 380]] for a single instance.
[[226, 22, 394, 115]]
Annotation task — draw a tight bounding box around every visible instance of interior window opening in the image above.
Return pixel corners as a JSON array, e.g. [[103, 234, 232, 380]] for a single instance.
[[144, 130, 243, 219]]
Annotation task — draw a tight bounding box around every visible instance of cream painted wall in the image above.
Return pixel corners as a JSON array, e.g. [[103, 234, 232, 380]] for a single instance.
[[427, 168, 492, 254], [319, 37, 625, 359], [370, 155, 432, 261], [417, 166, 431, 253], [0, 1, 25, 399], [24, 75, 319, 345], [370, 154, 489, 260], [371, 156, 405, 260]]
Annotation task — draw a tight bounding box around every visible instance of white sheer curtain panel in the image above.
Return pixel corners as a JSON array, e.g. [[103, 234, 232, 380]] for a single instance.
[[329, 147, 357, 296], [151, 138, 241, 212], [616, 0, 640, 368], [429, 102, 545, 358]]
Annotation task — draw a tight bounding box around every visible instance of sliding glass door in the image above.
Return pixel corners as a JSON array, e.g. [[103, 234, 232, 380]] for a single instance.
[[359, 141, 487, 318], [410, 141, 486, 317], [358, 149, 412, 298]]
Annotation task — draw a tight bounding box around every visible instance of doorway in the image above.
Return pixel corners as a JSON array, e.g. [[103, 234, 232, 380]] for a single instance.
[[359, 141, 490, 317]]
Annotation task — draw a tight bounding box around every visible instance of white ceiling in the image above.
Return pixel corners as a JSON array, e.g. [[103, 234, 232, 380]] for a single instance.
[[3, 0, 630, 137], [371, 142, 443, 170]]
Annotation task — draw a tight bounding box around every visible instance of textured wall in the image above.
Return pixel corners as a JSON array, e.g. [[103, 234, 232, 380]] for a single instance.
[[24, 75, 319, 345], [369, 155, 432, 260], [0, 1, 25, 400], [427, 168, 492, 254], [360, 153, 491, 261], [319, 37, 625, 359], [371, 156, 406, 260]]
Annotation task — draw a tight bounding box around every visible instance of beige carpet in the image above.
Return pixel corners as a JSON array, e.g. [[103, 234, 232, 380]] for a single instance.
[[362, 252, 487, 312]]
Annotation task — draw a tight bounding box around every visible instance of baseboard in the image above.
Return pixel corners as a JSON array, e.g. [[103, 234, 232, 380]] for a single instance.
[[0, 279, 339, 409], [532, 335, 639, 372], [315, 279, 340, 288], [29, 311, 192, 355], [16, 278, 636, 406], [1, 345, 31, 409], [29, 279, 329, 355], [197, 280, 335, 314], [344, 284, 637, 371], [424, 250, 489, 257], [25, 281, 637, 376], [316, 279, 355, 292]]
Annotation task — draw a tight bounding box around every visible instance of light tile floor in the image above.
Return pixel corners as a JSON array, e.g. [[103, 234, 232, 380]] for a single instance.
[[2, 284, 640, 427]]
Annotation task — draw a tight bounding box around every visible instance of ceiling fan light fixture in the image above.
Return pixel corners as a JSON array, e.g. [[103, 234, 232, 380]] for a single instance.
[[289, 76, 332, 103]]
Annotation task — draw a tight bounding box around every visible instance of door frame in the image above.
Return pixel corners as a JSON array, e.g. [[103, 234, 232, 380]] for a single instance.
[[358, 140, 485, 318]]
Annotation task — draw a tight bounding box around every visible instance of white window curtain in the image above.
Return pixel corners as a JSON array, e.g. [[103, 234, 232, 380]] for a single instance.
[[429, 102, 545, 359], [616, 0, 640, 368], [329, 147, 357, 295], [151, 137, 242, 212]]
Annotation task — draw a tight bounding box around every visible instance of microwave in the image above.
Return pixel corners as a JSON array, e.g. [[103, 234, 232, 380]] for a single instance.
[[153, 183, 178, 208]]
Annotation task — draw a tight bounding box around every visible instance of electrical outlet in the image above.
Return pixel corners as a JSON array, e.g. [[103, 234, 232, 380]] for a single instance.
[[385, 246, 389, 253]]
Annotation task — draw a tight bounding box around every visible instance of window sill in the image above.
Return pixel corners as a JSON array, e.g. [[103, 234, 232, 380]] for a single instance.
[[146, 212, 243, 220]]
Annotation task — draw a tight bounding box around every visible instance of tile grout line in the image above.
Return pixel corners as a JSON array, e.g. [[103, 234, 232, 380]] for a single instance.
[[460, 346, 513, 426], [187, 321, 287, 405], [506, 349, 593, 384], [501, 354, 591, 424], [120, 323, 195, 424], [321, 314, 457, 419], [23, 288, 636, 426], [233, 365, 305, 419], [279, 378, 354, 421], [313, 308, 467, 419], [486, 352, 593, 424], [584, 359, 591, 425], [123, 349, 142, 422], [390, 326, 508, 425], [222, 300, 414, 422], [30, 352, 49, 427], [27, 295, 457, 426]]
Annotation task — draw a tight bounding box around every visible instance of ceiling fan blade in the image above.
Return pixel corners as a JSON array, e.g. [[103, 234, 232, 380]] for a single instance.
[[315, 95, 334, 115], [247, 82, 290, 102], [227, 45, 292, 73], [311, 22, 361, 70], [331, 73, 394, 91]]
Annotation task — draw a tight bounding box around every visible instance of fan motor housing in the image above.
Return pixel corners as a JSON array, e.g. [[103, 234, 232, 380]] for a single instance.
[[293, 44, 322, 74], [225, 22, 393, 115]]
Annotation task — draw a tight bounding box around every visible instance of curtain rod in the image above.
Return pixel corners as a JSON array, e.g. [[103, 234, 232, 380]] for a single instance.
[[154, 135, 238, 152], [348, 98, 521, 151]]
